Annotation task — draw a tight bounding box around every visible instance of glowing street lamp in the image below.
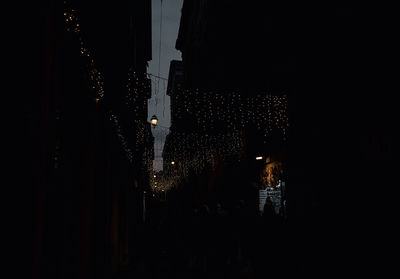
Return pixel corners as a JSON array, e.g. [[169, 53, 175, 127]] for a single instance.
[[171, 161, 175, 165], [256, 156, 263, 160], [151, 115, 158, 127]]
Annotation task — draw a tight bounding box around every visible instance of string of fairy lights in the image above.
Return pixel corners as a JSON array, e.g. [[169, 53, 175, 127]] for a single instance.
[[63, 1, 290, 197], [108, 112, 133, 163], [126, 69, 155, 163], [149, 89, 289, 194], [64, 6, 105, 102], [63, 2, 152, 166], [126, 69, 152, 115], [150, 130, 243, 193], [173, 88, 289, 140]]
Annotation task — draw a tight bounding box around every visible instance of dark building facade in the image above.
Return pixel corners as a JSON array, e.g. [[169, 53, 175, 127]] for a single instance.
[[159, 3, 383, 273], [162, 1, 296, 210], [164, 2, 372, 228], [175, 1, 296, 95], [25, 2, 153, 278]]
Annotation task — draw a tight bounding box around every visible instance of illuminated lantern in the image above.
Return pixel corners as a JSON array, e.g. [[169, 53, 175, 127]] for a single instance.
[[151, 115, 158, 127]]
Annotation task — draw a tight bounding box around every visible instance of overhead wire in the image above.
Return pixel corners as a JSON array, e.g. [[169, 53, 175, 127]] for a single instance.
[[155, 0, 164, 109]]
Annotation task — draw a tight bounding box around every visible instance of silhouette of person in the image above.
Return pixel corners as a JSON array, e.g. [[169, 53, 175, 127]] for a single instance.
[[263, 197, 275, 219]]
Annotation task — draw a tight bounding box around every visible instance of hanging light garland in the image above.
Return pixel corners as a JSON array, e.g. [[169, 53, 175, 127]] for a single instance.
[[172, 89, 289, 138], [150, 129, 242, 193], [125, 68, 154, 168], [63, 3, 105, 102], [125, 69, 152, 115], [149, 88, 289, 194], [63, 2, 148, 165], [109, 112, 133, 163]]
